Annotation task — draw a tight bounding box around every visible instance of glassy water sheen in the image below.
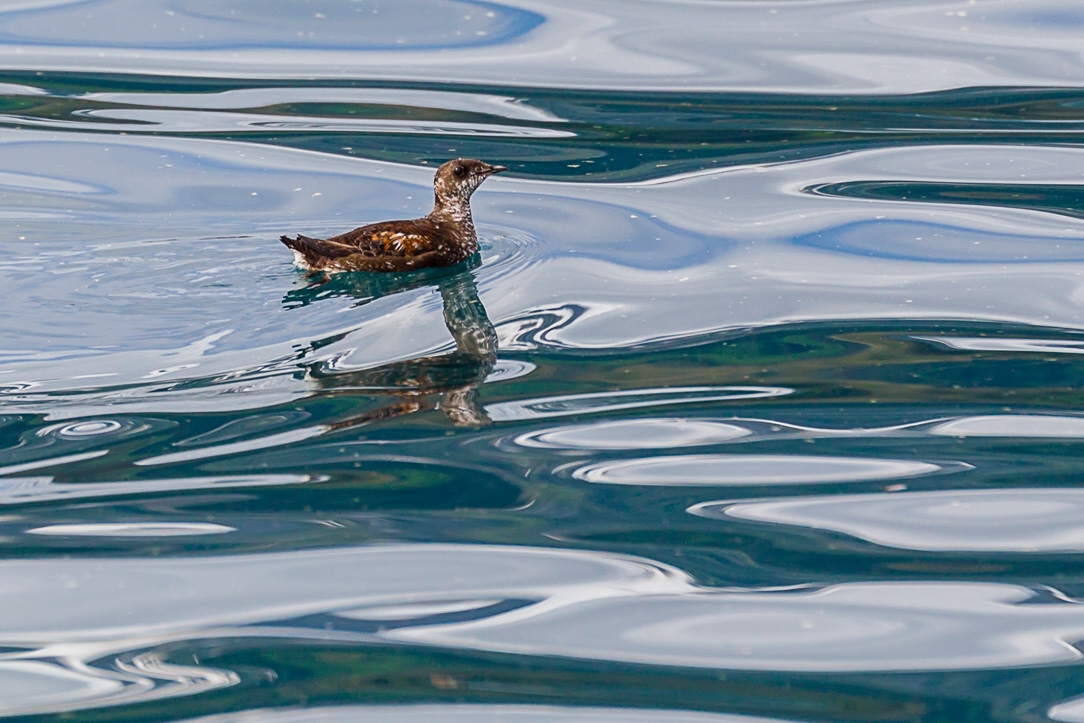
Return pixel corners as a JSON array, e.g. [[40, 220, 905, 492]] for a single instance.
[[7, 0, 1084, 720]]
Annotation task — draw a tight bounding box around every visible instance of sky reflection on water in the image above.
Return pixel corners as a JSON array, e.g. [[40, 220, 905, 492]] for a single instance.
[[4, 134, 1084, 414], [2, 0, 1084, 93], [8, 542, 1084, 716], [697, 489, 1084, 552], [175, 704, 792, 723]]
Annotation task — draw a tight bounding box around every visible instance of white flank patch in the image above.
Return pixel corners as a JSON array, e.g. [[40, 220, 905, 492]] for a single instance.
[[291, 249, 311, 269]]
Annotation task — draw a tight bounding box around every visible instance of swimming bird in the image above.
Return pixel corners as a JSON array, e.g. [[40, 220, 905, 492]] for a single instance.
[[281, 158, 506, 273]]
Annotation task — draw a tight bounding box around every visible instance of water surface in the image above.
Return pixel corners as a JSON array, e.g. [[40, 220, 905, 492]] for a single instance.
[[4, 1, 1084, 721]]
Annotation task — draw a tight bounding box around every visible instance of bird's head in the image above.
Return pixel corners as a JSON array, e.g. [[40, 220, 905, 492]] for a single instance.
[[433, 158, 506, 212]]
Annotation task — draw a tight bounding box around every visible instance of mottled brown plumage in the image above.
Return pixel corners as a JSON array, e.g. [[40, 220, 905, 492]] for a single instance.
[[281, 158, 506, 272]]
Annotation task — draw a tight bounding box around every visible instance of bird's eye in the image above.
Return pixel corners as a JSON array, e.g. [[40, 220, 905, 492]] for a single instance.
[[453, 165, 466, 178]]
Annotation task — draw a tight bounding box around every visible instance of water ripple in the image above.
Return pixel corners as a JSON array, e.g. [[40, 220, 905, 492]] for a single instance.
[[0, 660, 123, 716], [393, 579, 1084, 672], [917, 336, 1084, 354], [0, 474, 316, 505], [27, 523, 235, 537], [1, 0, 1083, 94], [515, 419, 751, 450], [573, 454, 953, 487], [486, 387, 791, 422], [174, 704, 792, 723], [0, 0, 544, 51], [3, 540, 1084, 716], [3, 109, 573, 138], [87, 87, 568, 122], [930, 415, 1084, 438], [693, 489, 1084, 552], [1051, 695, 1084, 723]]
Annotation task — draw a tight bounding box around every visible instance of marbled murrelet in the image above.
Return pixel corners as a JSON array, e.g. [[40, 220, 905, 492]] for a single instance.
[[281, 158, 506, 273]]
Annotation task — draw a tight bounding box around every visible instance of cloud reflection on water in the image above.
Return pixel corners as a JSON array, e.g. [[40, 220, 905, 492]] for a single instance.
[[574, 454, 951, 487], [695, 489, 1084, 553], [515, 419, 751, 450], [1, 0, 1083, 93], [4, 134, 1084, 418], [176, 703, 794, 723], [4, 542, 1084, 715]]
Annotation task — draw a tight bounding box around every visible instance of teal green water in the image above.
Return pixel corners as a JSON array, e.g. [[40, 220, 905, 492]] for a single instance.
[[7, 2, 1084, 722]]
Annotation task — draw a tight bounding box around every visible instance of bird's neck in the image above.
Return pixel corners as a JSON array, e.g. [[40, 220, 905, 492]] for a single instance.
[[430, 195, 476, 237]]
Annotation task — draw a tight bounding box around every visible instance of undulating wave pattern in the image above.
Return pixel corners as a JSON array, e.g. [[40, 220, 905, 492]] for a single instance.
[[4, 76, 1084, 181], [6, 1, 1084, 720], [6, 314, 1084, 719], [1, 0, 1084, 94]]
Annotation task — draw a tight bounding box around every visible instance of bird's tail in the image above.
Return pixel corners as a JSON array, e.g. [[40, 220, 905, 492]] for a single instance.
[[281, 234, 347, 269], [281, 235, 316, 269]]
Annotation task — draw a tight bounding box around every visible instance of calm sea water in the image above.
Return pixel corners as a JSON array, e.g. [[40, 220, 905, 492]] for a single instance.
[[5, 1, 1084, 721]]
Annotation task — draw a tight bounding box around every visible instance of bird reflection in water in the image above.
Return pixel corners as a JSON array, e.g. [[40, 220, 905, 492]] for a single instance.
[[283, 261, 497, 428]]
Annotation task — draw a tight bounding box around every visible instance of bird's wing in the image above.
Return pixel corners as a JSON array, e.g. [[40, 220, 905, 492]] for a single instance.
[[328, 218, 443, 257]]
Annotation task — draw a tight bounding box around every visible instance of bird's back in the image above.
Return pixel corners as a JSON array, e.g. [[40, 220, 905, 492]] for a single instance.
[[327, 217, 449, 257], [281, 214, 476, 272]]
